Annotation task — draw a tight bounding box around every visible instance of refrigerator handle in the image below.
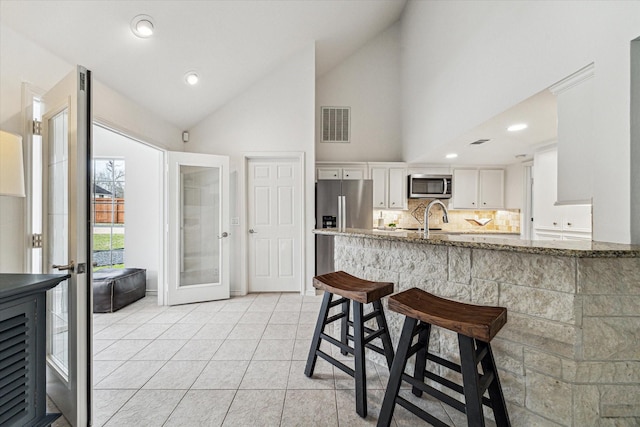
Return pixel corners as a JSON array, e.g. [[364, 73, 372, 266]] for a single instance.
[[341, 196, 347, 229], [337, 196, 343, 229]]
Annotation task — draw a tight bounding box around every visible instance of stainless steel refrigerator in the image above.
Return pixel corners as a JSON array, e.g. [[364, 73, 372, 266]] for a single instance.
[[315, 179, 373, 275]]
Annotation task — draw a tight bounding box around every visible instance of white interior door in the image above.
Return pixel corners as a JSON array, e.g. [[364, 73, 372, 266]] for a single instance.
[[247, 158, 302, 292], [42, 66, 91, 426], [166, 151, 230, 305]]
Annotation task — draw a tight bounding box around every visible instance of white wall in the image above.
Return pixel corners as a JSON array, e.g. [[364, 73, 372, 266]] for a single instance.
[[93, 125, 162, 293], [401, 1, 640, 243], [187, 46, 316, 295], [631, 39, 640, 245], [0, 25, 73, 273], [0, 25, 182, 273], [93, 81, 183, 152], [316, 22, 401, 162]]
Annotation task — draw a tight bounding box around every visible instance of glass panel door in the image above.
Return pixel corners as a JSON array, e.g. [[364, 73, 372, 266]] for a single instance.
[[47, 109, 70, 378], [166, 151, 229, 305], [42, 66, 91, 427], [180, 165, 220, 286]]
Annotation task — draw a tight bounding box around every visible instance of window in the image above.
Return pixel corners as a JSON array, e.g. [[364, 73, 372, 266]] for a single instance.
[[92, 159, 125, 270]]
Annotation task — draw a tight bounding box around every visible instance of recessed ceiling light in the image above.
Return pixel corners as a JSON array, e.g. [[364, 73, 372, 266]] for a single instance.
[[185, 71, 199, 85], [507, 123, 528, 132], [515, 154, 528, 159], [445, 153, 458, 159], [131, 15, 155, 38]]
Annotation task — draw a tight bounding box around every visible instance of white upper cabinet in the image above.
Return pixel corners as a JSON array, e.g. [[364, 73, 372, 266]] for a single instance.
[[452, 169, 504, 209], [388, 167, 407, 209], [371, 167, 388, 208], [368, 162, 407, 210], [479, 169, 505, 209], [316, 163, 367, 181], [452, 169, 479, 208], [342, 167, 366, 180]]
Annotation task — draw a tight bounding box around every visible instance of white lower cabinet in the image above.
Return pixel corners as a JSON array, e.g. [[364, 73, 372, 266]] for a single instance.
[[532, 148, 592, 241]]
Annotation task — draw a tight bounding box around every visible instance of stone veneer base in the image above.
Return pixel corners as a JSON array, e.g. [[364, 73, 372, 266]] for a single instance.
[[333, 234, 640, 427]]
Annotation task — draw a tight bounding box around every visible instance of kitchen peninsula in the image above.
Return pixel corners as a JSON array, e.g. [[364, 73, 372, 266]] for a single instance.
[[314, 228, 640, 426]]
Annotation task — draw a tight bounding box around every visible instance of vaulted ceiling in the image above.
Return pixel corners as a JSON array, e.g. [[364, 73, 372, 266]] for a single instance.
[[1, 0, 406, 129]]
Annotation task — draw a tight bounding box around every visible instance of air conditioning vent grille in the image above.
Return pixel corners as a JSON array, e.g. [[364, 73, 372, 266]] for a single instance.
[[470, 139, 490, 145], [321, 107, 350, 143]]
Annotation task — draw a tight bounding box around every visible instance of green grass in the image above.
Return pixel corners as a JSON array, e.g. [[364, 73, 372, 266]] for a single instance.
[[94, 264, 124, 271], [93, 234, 124, 250]]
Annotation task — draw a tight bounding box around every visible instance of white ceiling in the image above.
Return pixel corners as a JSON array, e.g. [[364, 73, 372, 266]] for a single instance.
[[0, 0, 406, 129], [420, 89, 558, 166]]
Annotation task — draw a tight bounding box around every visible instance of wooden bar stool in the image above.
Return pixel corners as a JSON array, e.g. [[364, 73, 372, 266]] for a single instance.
[[305, 271, 395, 418], [377, 288, 510, 427]]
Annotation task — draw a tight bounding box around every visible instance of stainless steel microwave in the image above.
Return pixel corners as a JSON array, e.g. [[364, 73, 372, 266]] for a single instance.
[[408, 174, 452, 199]]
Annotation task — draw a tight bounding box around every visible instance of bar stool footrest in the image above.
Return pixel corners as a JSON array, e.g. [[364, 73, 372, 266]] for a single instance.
[[317, 349, 355, 377], [403, 372, 467, 413], [396, 396, 450, 427], [320, 333, 354, 355]]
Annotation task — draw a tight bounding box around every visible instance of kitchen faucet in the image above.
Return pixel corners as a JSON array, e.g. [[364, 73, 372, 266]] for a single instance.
[[424, 199, 449, 238]]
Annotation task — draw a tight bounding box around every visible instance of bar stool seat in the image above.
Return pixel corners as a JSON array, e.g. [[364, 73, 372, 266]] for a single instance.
[[305, 271, 395, 418], [378, 288, 510, 427]]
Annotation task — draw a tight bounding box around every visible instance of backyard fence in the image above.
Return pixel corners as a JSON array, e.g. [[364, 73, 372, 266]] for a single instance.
[[94, 198, 125, 224]]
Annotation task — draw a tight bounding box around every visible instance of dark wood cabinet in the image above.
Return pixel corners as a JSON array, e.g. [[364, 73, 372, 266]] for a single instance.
[[0, 274, 70, 427]]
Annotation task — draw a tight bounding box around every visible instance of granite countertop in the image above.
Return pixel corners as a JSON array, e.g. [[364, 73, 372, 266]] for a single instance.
[[313, 228, 640, 258]]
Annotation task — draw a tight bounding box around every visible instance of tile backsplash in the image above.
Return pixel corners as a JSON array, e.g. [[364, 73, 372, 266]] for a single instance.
[[373, 199, 521, 233]]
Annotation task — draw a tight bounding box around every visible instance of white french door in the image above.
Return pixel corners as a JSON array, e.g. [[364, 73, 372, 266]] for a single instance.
[[42, 66, 91, 426], [247, 157, 302, 292], [166, 151, 230, 305]]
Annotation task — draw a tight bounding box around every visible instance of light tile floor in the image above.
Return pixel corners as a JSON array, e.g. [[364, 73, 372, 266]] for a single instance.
[[48, 292, 472, 426]]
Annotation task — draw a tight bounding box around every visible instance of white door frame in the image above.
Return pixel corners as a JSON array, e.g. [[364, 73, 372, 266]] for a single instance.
[[242, 152, 305, 295], [92, 119, 166, 305]]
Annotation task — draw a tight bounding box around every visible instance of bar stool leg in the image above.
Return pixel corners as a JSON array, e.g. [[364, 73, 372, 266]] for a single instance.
[[340, 298, 351, 355], [377, 316, 418, 427], [478, 341, 511, 427], [373, 300, 395, 367], [412, 322, 431, 397], [458, 334, 485, 427], [353, 301, 367, 417], [304, 291, 332, 377]]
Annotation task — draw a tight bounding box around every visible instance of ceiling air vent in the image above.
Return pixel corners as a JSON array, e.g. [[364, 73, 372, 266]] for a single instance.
[[470, 139, 490, 145], [321, 107, 350, 143]]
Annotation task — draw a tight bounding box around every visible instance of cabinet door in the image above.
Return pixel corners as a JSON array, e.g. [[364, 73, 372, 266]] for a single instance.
[[317, 167, 340, 180], [342, 168, 365, 180], [453, 169, 478, 208], [388, 167, 407, 209], [479, 169, 504, 208], [533, 150, 562, 230], [563, 205, 592, 232], [370, 167, 388, 208]]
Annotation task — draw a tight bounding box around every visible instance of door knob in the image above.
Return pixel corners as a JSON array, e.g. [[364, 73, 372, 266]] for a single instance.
[[218, 232, 229, 239], [53, 260, 75, 272], [249, 229, 257, 234]]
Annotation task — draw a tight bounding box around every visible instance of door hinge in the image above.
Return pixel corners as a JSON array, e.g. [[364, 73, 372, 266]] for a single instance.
[[32, 119, 42, 136], [32, 233, 43, 248]]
